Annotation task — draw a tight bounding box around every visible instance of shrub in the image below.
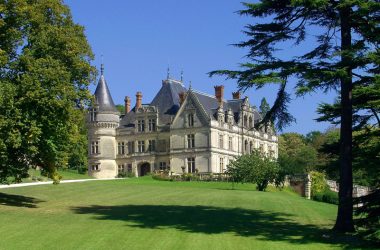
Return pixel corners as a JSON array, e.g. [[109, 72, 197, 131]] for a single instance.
[[117, 172, 135, 178], [227, 150, 279, 191], [313, 188, 339, 205]]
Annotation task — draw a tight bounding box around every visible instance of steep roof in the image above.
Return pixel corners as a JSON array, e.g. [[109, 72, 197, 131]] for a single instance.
[[150, 79, 187, 124], [120, 79, 187, 127], [94, 66, 118, 112]]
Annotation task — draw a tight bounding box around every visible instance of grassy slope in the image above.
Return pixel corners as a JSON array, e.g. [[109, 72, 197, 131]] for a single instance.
[[0, 178, 369, 250]]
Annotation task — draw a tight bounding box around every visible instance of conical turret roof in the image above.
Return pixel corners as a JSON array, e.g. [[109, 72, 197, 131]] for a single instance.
[[94, 64, 118, 112]]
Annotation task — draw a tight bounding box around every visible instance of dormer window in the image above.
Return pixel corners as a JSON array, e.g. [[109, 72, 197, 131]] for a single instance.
[[188, 113, 194, 127], [138, 120, 145, 132]]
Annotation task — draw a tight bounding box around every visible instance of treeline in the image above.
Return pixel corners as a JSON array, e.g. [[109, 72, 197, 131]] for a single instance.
[[279, 128, 379, 188]]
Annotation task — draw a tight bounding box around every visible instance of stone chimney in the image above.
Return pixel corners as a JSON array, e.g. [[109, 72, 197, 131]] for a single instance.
[[136, 92, 142, 109], [179, 92, 186, 106], [232, 91, 240, 99], [124, 96, 131, 114], [214, 85, 224, 107]]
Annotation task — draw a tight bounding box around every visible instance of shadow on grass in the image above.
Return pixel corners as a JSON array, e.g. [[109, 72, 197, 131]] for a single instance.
[[0, 193, 44, 208], [71, 204, 368, 248]]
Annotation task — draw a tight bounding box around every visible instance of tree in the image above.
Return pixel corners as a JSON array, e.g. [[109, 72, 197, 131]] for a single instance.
[[227, 150, 280, 191], [278, 133, 318, 175], [259, 97, 270, 117], [210, 1, 379, 232], [115, 104, 125, 115], [0, 0, 95, 184]]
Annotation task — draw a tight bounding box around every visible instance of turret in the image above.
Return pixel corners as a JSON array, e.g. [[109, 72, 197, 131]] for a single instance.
[[87, 64, 120, 178]]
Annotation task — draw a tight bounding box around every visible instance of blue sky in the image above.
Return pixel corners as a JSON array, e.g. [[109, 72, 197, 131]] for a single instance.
[[65, 0, 337, 135]]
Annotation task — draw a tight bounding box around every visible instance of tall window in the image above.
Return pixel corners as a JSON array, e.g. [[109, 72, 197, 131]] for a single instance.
[[90, 108, 97, 122], [137, 120, 145, 132], [148, 119, 156, 131], [228, 136, 233, 151], [188, 113, 194, 127], [219, 134, 224, 149], [118, 164, 124, 173], [159, 162, 167, 171], [91, 141, 99, 154], [127, 164, 132, 172], [138, 141, 145, 153], [128, 141, 134, 154], [148, 140, 156, 152], [219, 158, 224, 173], [187, 134, 195, 148], [118, 142, 125, 155], [187, 157, 195, 173]]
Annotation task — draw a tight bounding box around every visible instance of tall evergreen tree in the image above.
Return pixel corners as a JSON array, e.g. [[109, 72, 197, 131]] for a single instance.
[[210, 1, 379, 232], [0, 0, 95, 183]]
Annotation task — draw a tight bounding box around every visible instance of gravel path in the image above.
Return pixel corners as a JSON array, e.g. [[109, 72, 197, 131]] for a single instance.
[[0, 178, 123, 189]]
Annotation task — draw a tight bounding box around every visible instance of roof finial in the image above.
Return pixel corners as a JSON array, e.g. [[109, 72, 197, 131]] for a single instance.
[[189, 81, 192, 90], [167, 66, 170, 80], [100, 54, 104, 76], [180, 69, 183, 82]]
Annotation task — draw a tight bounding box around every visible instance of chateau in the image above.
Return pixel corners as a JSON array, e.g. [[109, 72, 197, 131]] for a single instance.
[[87, 65, 278, 178]]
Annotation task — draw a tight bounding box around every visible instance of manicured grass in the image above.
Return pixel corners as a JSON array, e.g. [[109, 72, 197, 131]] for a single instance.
[[0, 178, 371, 249]]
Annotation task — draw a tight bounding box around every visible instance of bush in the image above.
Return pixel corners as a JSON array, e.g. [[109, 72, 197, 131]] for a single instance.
[[310, 171, 328, 196], [117, 172, 135, 178], [227, 150, 279, 191], [312, 188, 339, 205]]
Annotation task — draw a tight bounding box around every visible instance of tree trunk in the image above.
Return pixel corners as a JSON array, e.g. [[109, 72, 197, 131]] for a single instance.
[[333, 5, 355, 232]]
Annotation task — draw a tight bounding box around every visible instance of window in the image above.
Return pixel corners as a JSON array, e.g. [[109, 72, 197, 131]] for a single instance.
[[188, 113, 194, 127], [90, 108, 97, 122], [127, 164, 132, 172], [148, 140, 156, 152], [91, 141, 99, 154], [228, 137, 233, 151], [219, 158, 224, 173], [159, 162, 167, 171], [187, 134, 195, 148], [91, 164, 99, 171], [219, 134, 224, 149], [118, 164, 124, 173], [138, 141, 145, 153], [137, 120, 145, 132], [187, 157, 195, 173], [148, 119, 156, 131], [118, 142, 125, 155], [128, 141, 134, 154]]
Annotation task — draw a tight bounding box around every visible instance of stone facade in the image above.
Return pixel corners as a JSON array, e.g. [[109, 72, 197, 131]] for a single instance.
[[87, 67, 278, 178]]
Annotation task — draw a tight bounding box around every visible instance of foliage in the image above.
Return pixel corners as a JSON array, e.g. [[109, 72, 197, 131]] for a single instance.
[[354, 188, 380, 242], [278, 133, 318, 175], [115, 104, 125, 115], [227, 150, 280, 191], [313, 189, 339, 205], [0, 0, 95, 184], [210, 0, 379, 232], [310, 171, 328, 197], [117, 171, 135, 178]]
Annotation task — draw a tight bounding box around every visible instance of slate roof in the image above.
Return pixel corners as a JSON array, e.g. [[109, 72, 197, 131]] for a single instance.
[[119, 79, 261, 128], [94, 74, 118, 112]]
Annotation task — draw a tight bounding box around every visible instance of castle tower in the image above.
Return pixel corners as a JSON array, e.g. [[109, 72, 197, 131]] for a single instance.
[[87, 64, 120, 178]]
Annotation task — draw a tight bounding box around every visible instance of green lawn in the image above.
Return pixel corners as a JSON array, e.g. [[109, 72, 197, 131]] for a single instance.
[[0, 178, 372, 250]]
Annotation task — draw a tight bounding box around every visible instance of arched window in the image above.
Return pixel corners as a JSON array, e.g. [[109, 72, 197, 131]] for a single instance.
[[244, 140, 248, 153], [249, 116, 253, 129], [243, 115, 248, 128], [249, 141, 253, 153]]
